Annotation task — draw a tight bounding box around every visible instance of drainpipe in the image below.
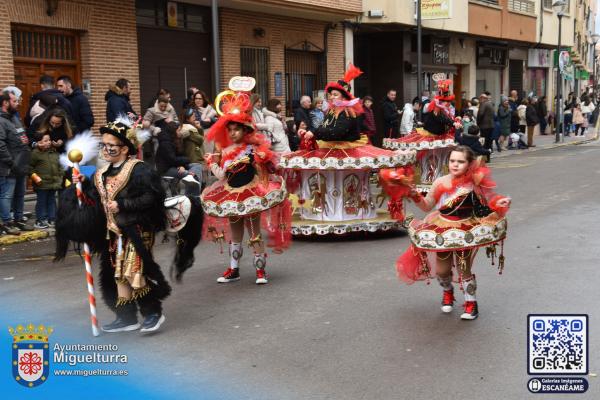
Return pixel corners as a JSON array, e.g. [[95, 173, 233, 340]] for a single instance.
[[211, 0, 221, 96], [537, 0, 544, 47]]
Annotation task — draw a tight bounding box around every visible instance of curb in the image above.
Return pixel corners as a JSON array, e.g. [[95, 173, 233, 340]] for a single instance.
[[492, 128, 599, 160], [0, 229, 50, 246]]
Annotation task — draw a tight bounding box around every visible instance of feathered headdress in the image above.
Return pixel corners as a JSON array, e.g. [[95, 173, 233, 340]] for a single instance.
[[435, 79, 455, 102], [325, 63, 363, 100], [99, 114, 151, 156], [206, 88, 262, 149]]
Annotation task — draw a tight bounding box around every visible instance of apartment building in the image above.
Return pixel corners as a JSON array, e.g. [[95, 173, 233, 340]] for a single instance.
[[358, 0, 596, 109]]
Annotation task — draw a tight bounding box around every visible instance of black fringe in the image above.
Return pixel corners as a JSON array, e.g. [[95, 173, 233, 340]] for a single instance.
[[171, 196, 203, 282], [97, 246, 118, 312], [54, 184, 107, 261]]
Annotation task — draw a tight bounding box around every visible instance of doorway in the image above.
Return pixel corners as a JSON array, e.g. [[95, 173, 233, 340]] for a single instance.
[[11, 26, 81, 119]]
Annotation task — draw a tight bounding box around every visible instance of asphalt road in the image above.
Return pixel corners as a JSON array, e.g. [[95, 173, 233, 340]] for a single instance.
[[2, 141, 599, 399]]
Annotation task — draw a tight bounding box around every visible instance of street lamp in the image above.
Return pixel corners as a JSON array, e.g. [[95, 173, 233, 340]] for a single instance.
[[591, 33, 600, 93], [553, 0, 567, 143]]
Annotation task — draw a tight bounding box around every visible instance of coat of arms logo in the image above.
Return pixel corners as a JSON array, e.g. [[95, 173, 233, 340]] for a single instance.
[[9, 323, 53, 388]]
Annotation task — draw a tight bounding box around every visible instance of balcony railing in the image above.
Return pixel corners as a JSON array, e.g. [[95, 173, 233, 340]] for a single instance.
[[508, 0, 535, 14], [472, 0, 499, 5]]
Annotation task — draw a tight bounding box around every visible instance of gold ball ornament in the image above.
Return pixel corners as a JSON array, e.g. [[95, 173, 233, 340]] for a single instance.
[[68, 149, 83, 163]]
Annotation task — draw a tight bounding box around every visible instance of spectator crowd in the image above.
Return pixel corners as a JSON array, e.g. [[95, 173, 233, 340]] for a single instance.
[[1, 74, 597, 235]]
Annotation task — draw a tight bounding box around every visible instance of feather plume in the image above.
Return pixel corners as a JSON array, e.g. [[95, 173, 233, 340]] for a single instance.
[[343, 63, 363, 83], [114, 113, 134, 127], [60, 130, 100, 169]]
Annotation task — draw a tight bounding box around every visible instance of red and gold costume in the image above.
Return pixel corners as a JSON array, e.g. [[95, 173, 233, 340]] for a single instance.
[[280, 64, 415, 235], [201, 80, 291, 283], [383, 79, 458, 194], [380, 160, 510, 319]]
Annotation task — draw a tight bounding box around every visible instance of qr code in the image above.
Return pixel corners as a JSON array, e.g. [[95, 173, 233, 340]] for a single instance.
[[528, 315, 588, 375]]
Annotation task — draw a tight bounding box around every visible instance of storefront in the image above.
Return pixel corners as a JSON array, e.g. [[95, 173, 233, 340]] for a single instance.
[[475, 43, 508, 104], [526, 49, 552, 99]]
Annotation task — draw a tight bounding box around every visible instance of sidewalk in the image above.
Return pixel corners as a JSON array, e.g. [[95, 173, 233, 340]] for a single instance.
[[491, 125, 598, 160]]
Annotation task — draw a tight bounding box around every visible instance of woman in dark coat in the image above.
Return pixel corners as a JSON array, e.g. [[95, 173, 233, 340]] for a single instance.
[[154, 119, 199, 195], [497, 96, 512, 151]]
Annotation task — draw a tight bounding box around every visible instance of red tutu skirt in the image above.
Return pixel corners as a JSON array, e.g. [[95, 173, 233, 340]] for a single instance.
[[397, 211, 508, 284], [201, 175, 287, 218]]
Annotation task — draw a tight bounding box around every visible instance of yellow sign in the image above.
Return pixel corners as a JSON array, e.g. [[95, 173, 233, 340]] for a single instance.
[[167, 2, 178, 28], [421, 0, 452, 20]]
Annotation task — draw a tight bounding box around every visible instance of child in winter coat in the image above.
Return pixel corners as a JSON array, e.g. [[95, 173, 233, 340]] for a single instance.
[[180, 108, 205, 190], [29, 133, 62, 228], [457, 125, 491, 162]]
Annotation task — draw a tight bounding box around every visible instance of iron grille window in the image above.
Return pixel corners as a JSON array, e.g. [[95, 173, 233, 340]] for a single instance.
[[508, 0, 535, 14], [543, 0, 570, 11], [240, 47, 269, 104], [12, 28, 77, 61], [284, 49, 325, 116]]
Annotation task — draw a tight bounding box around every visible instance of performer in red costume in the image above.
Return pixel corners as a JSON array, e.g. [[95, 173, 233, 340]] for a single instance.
[[381, 145, 510, 320], [280, 64, 415, 236], [383, 79, 460, 194], [202, 77, 290, 284]]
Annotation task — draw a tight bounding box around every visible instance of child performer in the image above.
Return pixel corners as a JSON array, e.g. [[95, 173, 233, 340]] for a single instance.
[[201, 80, 291, 284], [381, 146, 511, 319]]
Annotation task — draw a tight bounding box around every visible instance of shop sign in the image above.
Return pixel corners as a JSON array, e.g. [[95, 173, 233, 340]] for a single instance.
[[528, 49, 551, 68], [274, 72, 282, 97], [420, 0, 452, 20], [477, 45, 507, 68], [432, 42, 449, 65], [558, 51, 571, 73], [167, 2, 178, 28]]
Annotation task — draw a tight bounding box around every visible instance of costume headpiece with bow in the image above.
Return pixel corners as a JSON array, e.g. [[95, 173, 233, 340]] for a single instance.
[[324, 63, 363, 100], [206, 77, 268, 149]]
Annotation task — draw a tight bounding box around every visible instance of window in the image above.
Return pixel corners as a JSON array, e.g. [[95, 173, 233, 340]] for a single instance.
[[543, 0, 570, 12], [508, 0, 535, 14], [410, 34, 431, 53], [135, 0, 210, 32], [240, 47, 269, 104], [284, 49, 325, 116], [12, 28, 78, 61]]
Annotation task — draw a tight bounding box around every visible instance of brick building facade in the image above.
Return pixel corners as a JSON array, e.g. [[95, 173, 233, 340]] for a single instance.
[[0, 0, 360, 130], [0, 0, 140, 129], [219, 7, 346, 112]]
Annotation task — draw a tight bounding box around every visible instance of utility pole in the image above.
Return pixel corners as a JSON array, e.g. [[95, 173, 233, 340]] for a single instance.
[[211, 0, 221, 97], [417, 0, 422, 105]]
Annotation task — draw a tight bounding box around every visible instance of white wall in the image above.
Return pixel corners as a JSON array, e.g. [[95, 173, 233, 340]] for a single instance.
[[362, 0, 469, 33]]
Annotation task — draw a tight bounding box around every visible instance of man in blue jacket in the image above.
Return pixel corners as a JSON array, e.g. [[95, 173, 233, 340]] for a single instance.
[[57, 75, 94, 133], [105, 78, 136, 123]]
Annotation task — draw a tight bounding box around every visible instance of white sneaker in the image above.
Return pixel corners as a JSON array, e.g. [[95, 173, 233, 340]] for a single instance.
[[182, 175, 200, 185]]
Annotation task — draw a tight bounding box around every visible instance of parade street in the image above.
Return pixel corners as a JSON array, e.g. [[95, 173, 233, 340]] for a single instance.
[[2, 140, 599, 400]]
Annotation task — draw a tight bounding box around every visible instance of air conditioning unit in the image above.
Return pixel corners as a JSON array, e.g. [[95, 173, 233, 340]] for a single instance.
[[368, 9, 384, 18]]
